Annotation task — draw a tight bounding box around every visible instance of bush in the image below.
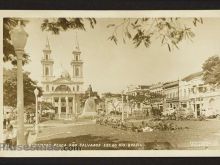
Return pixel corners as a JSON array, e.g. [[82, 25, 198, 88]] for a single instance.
[[109, 111, 122, 115], [207, 115, 217, 119], [151, 108, 162, 116]]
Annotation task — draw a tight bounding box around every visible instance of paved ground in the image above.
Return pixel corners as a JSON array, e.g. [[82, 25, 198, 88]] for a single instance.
[[35, 119, 220, 150]]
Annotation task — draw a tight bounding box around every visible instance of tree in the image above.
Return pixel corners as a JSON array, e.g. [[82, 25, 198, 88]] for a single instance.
[[41, 17, 202, 52], [41, 18, 96, 34], [202, 55, 220, 86], [107, 18, 203, 51], [3, 18, 30, 65], [24, 102, 55, 113], [3, 17, 202, 65], [3, 18, 96, 66], [3, 68, 43, 107]]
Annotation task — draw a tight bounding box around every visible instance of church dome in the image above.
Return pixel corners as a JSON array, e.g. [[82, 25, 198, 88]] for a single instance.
[[60, 70, 70, 79]]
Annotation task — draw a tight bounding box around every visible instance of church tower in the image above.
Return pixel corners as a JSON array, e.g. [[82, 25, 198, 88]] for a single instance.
[[41, 37, 54, 92], [71, 34, 84, 92]]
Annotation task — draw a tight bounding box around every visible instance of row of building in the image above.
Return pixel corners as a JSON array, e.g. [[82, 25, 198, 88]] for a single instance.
[[103, 71, 220, 117]]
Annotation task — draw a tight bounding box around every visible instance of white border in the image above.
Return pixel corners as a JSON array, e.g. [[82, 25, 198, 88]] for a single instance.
[[1, 10, 220, 157]]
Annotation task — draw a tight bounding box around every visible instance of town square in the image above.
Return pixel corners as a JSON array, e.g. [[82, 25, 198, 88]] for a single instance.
[[2, 17, 220, 150]]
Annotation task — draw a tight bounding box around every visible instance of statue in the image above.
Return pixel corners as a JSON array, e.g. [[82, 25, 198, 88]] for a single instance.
[[80, 85, 97, 118]]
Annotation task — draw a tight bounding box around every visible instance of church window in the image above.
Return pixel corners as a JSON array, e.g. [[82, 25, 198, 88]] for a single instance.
[[52, 86, 54, 91], [45, 67, 49, 76], [77, 85, 79, 91], [76, 55, 79, 61], [46, 85, 49, 92], [45, 54, 48, 60], [73, 87, 75, 91], [75, 68, 79, 77]]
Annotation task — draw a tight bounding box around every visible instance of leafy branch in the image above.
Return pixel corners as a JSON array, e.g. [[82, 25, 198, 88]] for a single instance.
[[107, 18, 203, 52]]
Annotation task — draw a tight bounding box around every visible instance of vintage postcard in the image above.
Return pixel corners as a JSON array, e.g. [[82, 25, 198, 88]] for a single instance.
[[1, 10, 220, 157]]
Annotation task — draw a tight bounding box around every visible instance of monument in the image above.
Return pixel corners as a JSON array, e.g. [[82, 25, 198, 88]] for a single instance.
[[80, 85, 97, 117]]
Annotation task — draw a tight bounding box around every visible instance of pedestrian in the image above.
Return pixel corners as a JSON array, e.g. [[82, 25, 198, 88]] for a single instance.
[[3, 113, 7, 129], [4, 124, 17, 149], [5, 112, 11, 126], [27, 112, 30, 124], [30, 113, 34, 123]]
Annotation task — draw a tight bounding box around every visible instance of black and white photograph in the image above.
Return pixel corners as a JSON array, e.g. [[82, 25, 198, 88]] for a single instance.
[[1, 11, 220, 156]]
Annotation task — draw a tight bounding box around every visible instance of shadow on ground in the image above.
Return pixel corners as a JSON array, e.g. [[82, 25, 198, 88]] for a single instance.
[[36, 134, 174, 150]]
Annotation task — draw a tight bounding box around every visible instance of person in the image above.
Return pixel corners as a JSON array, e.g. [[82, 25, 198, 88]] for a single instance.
[[26, 112, 30, 124], [4, 124, 17, 149], [5, 112, 11, 126], [3, 113, 7, 129], [30, 113, 34, 124]]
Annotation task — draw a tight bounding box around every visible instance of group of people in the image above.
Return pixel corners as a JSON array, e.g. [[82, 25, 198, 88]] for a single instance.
[[3, 111, 17, 148], [24, 112, 37, 124], [3, 112, 12, 129]]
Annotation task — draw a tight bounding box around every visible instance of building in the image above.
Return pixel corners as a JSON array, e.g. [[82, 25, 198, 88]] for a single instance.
[[181, 71, 220, 117], [163, 80, 179, 110], [41, 38, 84, 119], [149, 82, 164, 110], [126, 85, 151, 111]]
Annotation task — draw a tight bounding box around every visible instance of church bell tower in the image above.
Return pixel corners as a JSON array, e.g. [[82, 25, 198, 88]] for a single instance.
[[41, 37, 54, 92], [71, 33, 84, 92]]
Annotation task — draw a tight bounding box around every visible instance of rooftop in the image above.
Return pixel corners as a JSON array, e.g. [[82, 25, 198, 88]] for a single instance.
[[182, 71, 203, 82]]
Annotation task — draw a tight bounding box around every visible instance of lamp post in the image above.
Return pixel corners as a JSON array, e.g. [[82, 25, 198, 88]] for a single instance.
[[34, 88, 39, 133], [10, 21, 28, 145], [126, 95, 129, 118], [38, 96, 42, 119], [121, 91, 124, 122]]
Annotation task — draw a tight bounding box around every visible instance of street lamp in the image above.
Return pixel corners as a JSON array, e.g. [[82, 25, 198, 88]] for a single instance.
[[10, 20, 28, 145], [38, 96, 42, 116], [121, 91, 124, 122], [126, 95, 129, 118], [34, 88, 39, 133]]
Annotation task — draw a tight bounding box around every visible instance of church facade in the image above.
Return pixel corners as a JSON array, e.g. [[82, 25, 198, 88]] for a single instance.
[[41, 38, 84, 119]]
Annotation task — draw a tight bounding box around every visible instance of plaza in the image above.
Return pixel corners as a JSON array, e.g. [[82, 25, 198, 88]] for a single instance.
[[35, 119, 220, 150]]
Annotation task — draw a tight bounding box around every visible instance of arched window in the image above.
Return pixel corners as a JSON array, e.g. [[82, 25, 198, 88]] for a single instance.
[[45, 54, 48, 60], [52, 86, 54, 91], [45, 67, 49, 76], [73, 87, 75, 91], [77, 85, 79, 91], [76, 55, 79, 61], [46, 85, 49, 92], [75, 68, 79, 77]]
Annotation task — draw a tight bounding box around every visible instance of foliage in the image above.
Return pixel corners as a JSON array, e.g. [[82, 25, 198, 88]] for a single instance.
[[151, 108, 162, 116], [24, 101, 55, 113], [96, 116, 188, 132], [3, 18, 30, 65], [107, 18, 203, 51], [41, 18, 96, 34], [3, 17, 202, 65], [127, 91, 165, 105], [202, 55, 220, 86], [41, 101, 56, 110], [40, 17, 202, 52], [3, 68, 43, 107], [3, 18, 96, 65]]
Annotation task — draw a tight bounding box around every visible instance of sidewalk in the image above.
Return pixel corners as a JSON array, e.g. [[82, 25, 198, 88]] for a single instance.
[[38, 120, 96, 127]]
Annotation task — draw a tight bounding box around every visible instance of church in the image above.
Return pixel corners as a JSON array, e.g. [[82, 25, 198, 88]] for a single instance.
[[41, 38, 84, 119]]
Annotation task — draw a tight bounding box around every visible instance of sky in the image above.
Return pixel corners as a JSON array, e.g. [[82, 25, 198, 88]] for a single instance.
[[4, 18, 220, 94]]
